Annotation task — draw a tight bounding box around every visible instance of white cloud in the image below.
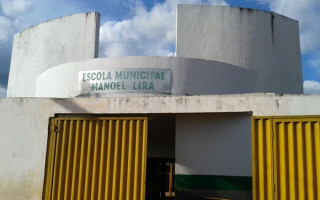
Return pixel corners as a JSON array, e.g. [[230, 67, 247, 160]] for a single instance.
[[303, 80, 320, 94], [306, 51, 320, 79], [0, 0, 33, 45], [99, 0, 228, 57], [0, 16, 22, 43], [308, 51, 320, 68], [207, 0, 228, 5], [0, 16, 12, 43], [0, 86, 6, 97], [1, 0, 33, 17]]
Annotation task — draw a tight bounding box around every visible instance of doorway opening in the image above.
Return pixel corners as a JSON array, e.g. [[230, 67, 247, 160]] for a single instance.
[[145, 115, 176, 200], [43, 114, 176, 200]]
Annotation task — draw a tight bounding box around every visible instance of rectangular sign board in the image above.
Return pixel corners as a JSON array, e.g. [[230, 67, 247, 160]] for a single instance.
[[79, 69, 171, 94]]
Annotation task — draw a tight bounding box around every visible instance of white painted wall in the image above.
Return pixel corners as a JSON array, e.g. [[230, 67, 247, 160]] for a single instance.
[[175, 114, 252, 176], [1, 94, 320, 199], [7, 12, 100, 97], [0, 99, 50, 199], [176, 5, 303, 94]]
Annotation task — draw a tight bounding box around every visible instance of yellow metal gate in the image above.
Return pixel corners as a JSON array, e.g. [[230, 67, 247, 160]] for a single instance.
[[252, 117, 320, 200], [43, 117, 148, 200]]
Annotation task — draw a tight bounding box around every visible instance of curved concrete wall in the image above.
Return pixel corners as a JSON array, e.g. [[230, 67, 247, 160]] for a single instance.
[[176, 5, 303, 94], [7, 12, 100, 97], [8, 6, 304, 98], [35, 57, 255, 97]]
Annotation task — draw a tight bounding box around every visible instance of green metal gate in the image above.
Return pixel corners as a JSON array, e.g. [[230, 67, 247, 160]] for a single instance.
[[43, 117, 148, 200], [252, 117, 320, 200]]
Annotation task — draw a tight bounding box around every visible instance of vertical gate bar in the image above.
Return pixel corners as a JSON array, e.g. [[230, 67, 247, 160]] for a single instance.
[[119, 120, 128, 200], [64, 120, 75, 199], [43, 118, 57, 200], [297, 122, 306, 199], [258, 119, 265, 200], [98, 120, 107, 199], [133, 120, 141, 200], [77, 120, 88, 200], [71, 120, 82, 200], [112, 120, 121, 200], [137, 120, 143, 200], [293, 122, 299, 199], [288, 122, 296, 200], [126, 120, 134, 200], [51, 120, 62, 200], [105, 120, 114, 200], [140, 119, 148, 200], [57, 121, 69, 200], [311, 122, 319, 200], [305, 122, 315, 199], [251, 118, 257, 200], [273, 122, 278, 200], [84, 120, 95, 199], [265, 119, 273, 200], [138, 120, 143, 200], [315, 122, 320, 200], [91, 120, 102, 200], [279, 122, 287, 200]]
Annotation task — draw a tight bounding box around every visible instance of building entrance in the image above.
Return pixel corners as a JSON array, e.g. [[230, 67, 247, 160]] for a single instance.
[[145, 115, 176, 200]]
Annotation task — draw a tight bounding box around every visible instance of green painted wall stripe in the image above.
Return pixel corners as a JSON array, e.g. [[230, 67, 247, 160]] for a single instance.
[[175, 175, 252, 191]]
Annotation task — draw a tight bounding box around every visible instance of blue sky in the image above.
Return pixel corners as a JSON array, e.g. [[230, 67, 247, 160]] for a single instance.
[[0, 0, 320, 96]]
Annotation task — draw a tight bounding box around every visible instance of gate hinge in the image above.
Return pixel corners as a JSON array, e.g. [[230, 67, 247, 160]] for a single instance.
[[54, 124, 60, 133], [50, 123, 60, 133]]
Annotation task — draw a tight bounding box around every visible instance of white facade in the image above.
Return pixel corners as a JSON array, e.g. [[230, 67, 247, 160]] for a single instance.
[[0, 5, 315, 200], [1, 94, 320, 199]]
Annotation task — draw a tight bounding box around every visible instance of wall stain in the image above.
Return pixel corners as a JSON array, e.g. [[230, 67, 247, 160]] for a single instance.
[[175, 97, 184, 105], [216, 99, 222, 110], [271, 13, 275, 45], [0, 171, 42, 200], [143, 97, 149, 108]]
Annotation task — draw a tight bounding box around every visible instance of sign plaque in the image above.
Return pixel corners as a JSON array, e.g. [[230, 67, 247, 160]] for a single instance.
[[79, 69, 171, 94]]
